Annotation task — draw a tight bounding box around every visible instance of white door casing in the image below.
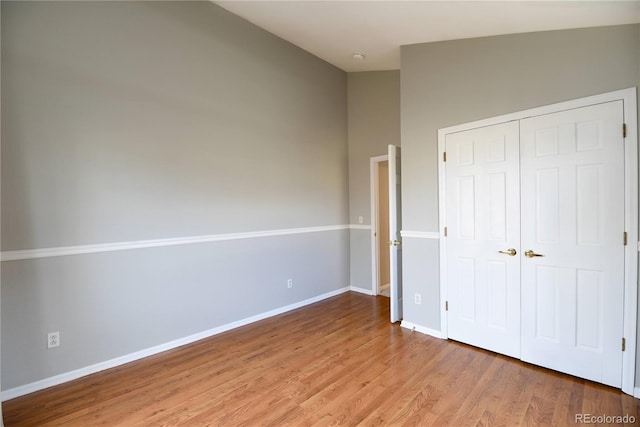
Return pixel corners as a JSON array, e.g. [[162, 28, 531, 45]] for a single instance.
[[389, 145, 403, 323], [438, 88, 637, 394], [445, 121, 521, 358], [520, 101, 625, 387]]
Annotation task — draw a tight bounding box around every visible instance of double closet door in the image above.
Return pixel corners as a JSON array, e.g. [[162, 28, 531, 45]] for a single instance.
[[445, 100, 625, 387]]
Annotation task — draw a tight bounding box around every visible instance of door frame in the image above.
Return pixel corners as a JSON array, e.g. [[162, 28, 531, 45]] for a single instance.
[[370, 154, 389, 295], [437, 87, 638, 395]]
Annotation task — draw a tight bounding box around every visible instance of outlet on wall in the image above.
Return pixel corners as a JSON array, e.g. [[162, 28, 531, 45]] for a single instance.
[[414, 293, 422, 305], [287, 279, 293, 288], [48, 332, 60, 349]]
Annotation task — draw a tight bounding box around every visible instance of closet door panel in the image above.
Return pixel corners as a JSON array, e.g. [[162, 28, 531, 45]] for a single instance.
[[520, 100, 625, 387], [445, 121, 521, 358]]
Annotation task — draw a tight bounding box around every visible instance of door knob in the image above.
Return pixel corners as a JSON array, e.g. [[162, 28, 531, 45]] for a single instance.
[[389, 240, 401, 247], [498, 248, 517, 256], [524, 250, 544, 258]]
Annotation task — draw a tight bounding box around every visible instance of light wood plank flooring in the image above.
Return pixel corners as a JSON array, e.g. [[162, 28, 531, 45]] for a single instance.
[[4, 292, 639, 426]]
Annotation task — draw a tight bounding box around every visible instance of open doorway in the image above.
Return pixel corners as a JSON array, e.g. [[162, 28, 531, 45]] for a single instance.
[[370, 155, 390, 297], [377, 161, 390, 296]]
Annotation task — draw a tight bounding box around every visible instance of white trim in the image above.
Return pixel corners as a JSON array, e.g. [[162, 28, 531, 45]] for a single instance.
[[0, 225, 350, 262], [400, 320, 446, 339], [370, 154, 389, 297], [1, 286, 351, 401], [634, 387, 640, 399], [438, 110, 449, 340], [439, 88, 637, 136], [437, 87, 638, 395], [350, 285, 376, 296], [621, 88, 638, 395], [349, 224, 372, 230], [400, 230, 440, 239]]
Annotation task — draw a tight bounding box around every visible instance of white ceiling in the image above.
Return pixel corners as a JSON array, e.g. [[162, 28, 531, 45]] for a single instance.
[[214, 1, 640, 72]]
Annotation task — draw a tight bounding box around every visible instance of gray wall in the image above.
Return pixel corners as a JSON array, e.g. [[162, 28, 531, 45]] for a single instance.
[[400, 24, 640, 370], [1, 1, 348, 391], [347, 71, 400, 290]]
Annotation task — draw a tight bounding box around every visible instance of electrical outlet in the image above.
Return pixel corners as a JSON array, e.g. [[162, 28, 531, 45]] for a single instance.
[[48, 332, 60, 349], [414, 293, 422, 305], [287, 279, 293, 288]]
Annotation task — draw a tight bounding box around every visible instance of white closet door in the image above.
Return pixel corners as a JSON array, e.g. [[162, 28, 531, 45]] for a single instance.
[[445, 121, 521, 358], [520, 101, 625, 387]]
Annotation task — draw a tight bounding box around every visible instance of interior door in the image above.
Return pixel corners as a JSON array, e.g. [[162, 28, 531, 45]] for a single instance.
[[445, 122, 521, 358], [389, 145, 403, 322], [520, 101, 625, 387]]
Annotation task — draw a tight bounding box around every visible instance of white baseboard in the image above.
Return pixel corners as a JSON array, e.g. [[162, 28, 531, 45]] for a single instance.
[[634, 387, 640, 398], [401, 320, 446, 339], [350, 285, 375, 296], [2, 287, 350, 401]]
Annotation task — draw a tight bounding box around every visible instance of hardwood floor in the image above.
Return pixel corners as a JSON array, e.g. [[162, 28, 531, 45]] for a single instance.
[[4, 292, 639, 426]]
